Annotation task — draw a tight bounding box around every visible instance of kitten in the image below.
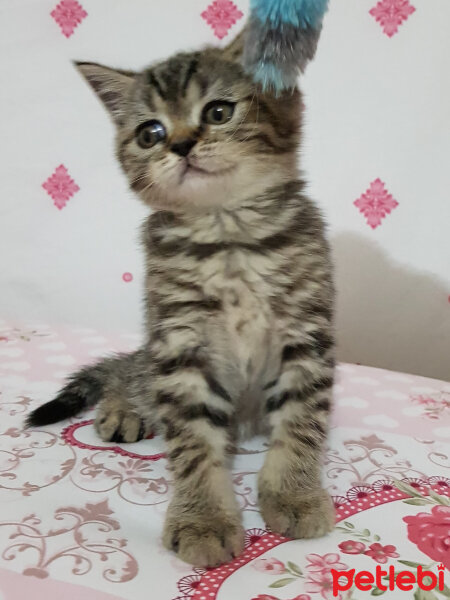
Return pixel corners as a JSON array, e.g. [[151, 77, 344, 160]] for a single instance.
[[27, 33, 336, 567]]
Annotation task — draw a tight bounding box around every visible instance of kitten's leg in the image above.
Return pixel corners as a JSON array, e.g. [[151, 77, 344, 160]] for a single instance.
[[95, 393, 146, 443], [259, 348, 335, 538], [27, 349, 154, 443], [93, 349, 154, 443], [154, 350, 244, 567]]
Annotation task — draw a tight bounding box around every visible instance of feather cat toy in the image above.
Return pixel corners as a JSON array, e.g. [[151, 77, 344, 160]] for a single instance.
[[243, 0, 330, 93]]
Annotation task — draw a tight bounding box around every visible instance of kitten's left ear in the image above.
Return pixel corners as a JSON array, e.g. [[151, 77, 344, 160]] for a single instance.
[[74, 61, 136, 125], [221, 28, 246, 63]]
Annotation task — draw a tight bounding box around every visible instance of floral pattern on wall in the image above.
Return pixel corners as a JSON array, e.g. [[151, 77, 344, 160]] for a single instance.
[[369, 0, 416, 37], [42, 165, 80, 210], [1, 0, 448, 381], [51, 0, 88, 38], [201, 0, 244, 39]]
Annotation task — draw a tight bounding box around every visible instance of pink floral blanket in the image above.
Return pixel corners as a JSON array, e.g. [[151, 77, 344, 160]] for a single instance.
[[0, 321, 449, 599]]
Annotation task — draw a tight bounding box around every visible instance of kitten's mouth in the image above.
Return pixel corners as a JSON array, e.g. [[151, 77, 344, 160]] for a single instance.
[[179, 161, 234, 183]]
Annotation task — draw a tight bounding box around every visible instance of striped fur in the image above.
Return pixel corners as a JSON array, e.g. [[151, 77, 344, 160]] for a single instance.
[[27, 37, 335, 566]]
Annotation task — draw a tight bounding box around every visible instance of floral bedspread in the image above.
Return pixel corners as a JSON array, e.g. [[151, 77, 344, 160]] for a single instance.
[[0, 321, 449, 599]]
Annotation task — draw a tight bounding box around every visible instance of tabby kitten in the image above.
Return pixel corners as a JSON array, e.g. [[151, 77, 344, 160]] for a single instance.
[[27, 33, 336, 567]]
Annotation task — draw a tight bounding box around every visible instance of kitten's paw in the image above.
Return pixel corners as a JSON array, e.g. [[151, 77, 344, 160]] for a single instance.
[[94, 401, 146, 443], [259, 488, 335, 539], [163, 510, 245, 567]]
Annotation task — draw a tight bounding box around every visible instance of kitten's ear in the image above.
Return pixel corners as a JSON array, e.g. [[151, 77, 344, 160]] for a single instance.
[[74, 62, 136, 125], [221, 28, 246, 62]]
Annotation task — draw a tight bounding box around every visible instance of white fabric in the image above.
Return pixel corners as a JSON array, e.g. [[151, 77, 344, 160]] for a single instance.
[[0, 0, 449, 379], [0, 326, 449, 598]]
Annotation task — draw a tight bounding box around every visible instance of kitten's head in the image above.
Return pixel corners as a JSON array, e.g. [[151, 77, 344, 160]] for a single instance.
[[76, 34, 301, 212]]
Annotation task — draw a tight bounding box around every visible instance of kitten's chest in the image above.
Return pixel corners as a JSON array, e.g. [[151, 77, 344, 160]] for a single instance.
[[200, 251, 281, 386]]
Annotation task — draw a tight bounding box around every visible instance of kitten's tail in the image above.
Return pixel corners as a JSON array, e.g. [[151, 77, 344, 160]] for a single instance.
[[25, 353, 132, 427]]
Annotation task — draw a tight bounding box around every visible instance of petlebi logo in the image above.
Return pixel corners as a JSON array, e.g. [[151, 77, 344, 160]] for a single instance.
[[331, 564, 446, 597], [247, 479, 449, 600], [330, 479, 450, 598]]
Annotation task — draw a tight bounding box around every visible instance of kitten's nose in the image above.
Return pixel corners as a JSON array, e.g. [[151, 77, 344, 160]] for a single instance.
[[170, 138, 197, 157]]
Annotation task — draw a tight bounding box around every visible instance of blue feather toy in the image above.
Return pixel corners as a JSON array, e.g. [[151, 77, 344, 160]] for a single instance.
[[243, 0, 329, 93]]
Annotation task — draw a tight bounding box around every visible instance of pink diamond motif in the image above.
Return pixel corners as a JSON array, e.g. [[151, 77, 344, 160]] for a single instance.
[[369, 0, 416, 37], [354, 179, 399, 229], [201, 0, 244, 40], [51, 0, 87, 38], [42, 165, 80, 210]]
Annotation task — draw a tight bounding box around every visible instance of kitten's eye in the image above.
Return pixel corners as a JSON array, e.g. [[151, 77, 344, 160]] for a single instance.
[[202, 101, 235, 125], [136, 120, 166, 149]]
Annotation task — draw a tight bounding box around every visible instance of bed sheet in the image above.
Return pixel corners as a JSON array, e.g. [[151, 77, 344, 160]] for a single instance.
[[0, 321, 449, 599]]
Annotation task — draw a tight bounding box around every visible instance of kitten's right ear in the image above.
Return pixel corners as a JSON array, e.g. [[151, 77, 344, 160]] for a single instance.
[[74, 62, 136, 125]]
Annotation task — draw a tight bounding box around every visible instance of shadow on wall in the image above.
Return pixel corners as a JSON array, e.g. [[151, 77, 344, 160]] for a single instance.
[[332, 233, 450, 382]]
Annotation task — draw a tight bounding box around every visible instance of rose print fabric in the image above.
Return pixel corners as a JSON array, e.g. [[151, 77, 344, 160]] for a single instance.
[[0, 0, 449, 381], [0, 321, 449, 598], [403, 506, 450, 570]]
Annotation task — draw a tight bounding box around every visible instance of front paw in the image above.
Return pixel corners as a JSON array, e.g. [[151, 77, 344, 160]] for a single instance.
[[163, 505, 245, 567], [259, 487, 335, 539]]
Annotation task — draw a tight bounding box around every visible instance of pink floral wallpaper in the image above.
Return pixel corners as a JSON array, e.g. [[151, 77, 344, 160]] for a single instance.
[[0, 2, 448, 376], [369, 0, 416, 37]]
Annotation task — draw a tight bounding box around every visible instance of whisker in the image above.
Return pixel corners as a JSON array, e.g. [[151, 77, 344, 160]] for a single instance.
[[131, 173, 150, 186], [226, 92, 256, 143]]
